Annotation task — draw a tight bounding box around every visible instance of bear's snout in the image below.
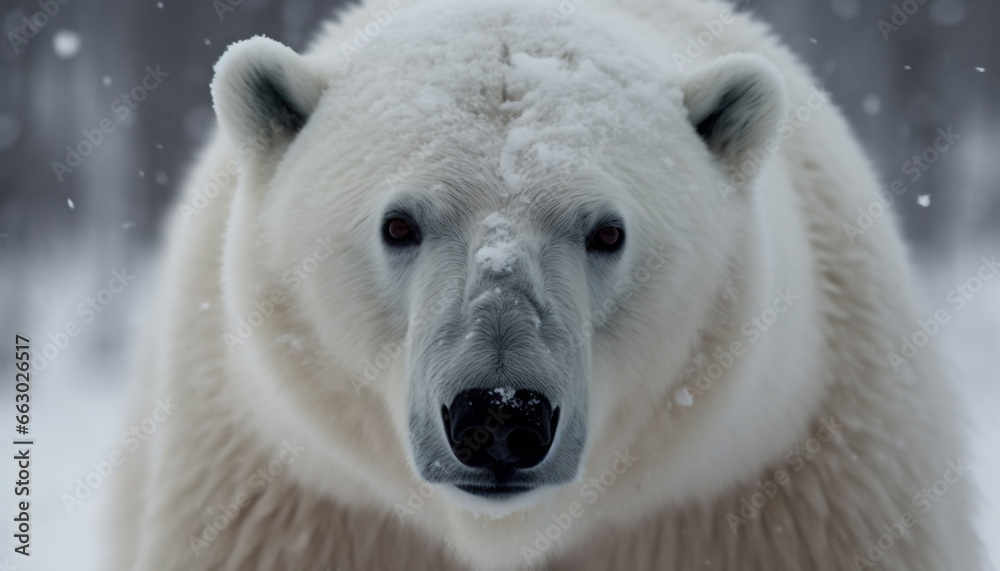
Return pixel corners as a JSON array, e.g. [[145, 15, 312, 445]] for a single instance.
[[442, 389, 558, 490]]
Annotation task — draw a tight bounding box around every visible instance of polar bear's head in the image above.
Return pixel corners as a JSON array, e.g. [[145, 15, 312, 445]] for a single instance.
[[211, 1, 786, 564]]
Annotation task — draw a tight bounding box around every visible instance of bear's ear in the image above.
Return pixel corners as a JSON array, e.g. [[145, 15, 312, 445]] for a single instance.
[[682, 54, 787, 173], [210, 36, 324, 176]]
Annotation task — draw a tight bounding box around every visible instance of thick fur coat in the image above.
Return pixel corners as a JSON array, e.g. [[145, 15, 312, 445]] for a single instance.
[[111, 0, 981, 569]]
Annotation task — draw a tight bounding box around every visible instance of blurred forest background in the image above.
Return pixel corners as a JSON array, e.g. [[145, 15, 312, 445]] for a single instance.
[[0, 0, 997, 570], [0, 0, 997, 265]]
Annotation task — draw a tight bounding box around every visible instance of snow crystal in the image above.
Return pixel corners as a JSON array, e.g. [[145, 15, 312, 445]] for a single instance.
[[53, 30, 81, 58], [475, 241, 520, 273], [975, 67, 986, 73], [482, 212, 513, 229], [917, 195, 931, 207], [493, 387, 516, 404], [67, 198, 75, 209], [674, 387, 694, 407], [274, 334, 304, 350]]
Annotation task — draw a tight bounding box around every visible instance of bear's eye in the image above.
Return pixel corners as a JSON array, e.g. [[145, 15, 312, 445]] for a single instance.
[[586, 225, 625, 253], [382, 216, 420, 246]]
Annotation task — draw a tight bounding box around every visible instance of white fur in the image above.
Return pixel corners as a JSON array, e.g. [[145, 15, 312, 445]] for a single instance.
[[111, 0, 981, 569]]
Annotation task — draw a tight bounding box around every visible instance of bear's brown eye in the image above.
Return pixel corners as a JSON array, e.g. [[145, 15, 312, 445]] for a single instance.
[[383, 217, 420, 246], [587, 225, 624, 253]]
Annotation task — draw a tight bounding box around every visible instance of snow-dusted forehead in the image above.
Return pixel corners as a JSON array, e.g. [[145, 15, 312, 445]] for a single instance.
[[474, 211, 523, 274], [308, 0, 686, 194]]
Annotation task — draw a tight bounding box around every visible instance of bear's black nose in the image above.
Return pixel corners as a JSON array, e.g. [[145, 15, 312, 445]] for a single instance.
[[443, 389, 558, 472]]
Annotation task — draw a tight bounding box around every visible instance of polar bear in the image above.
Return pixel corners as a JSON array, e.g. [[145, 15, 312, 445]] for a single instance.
[[111, 0, 981, 569]]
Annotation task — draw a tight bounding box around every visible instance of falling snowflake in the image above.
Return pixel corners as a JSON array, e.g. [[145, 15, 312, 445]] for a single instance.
[[975, 67, 985, 73], [102, 75, 112, 86], [917, 195, 931, 207], [53, 30, 82, 58], [674, 387, 694, 407], [67, 198, 75, 209]]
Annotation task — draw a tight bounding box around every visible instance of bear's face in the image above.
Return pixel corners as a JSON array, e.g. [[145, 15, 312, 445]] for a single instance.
[[211, 0, 785, 552]]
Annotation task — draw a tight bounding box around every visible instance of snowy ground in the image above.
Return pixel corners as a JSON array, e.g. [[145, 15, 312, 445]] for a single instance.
[[0, 247, 997, 570]]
